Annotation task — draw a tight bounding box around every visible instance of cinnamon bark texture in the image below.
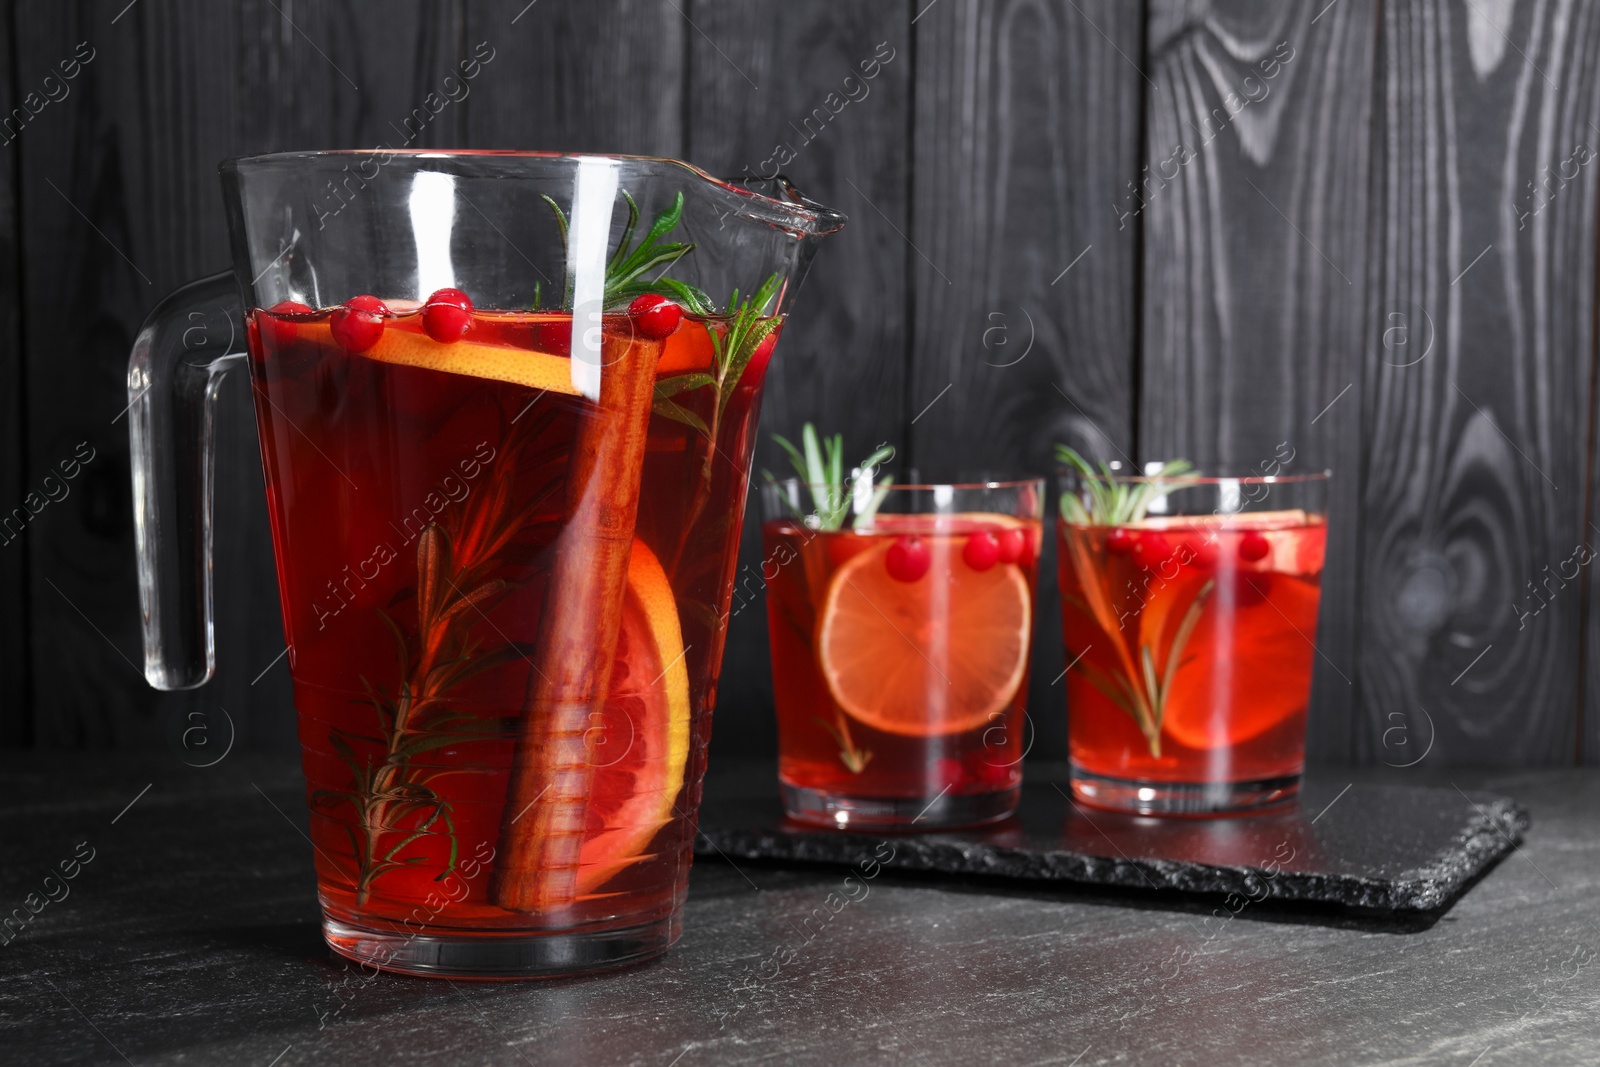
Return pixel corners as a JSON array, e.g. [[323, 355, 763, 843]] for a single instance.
[[491, 331, 660, 912]]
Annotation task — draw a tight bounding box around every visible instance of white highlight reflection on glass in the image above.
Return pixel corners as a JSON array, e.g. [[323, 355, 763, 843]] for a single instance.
[[409, 171, 457, 298], [567, 158, 621, 401], [1219, 478, 1243, 514]]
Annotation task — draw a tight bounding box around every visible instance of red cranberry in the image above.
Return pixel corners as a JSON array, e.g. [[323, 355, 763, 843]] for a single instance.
[[330, 294, 388, 352], [886, 536, 931, 582], [1191, 537, 1221, 569], [1233, 572, 1271, 606], [628, 294, 683, 341], [964, 751, 1014, 785], [260, 301, 313, 349], [1106, 528, 1135, 555], [935, 757, 965, 789], [735, 330, 781, 393], [1132, 532, 1173, 569], [963, 531, 1001, 571], [1238, 531, 1271, 562], [996, 527, 1027, 565], [422, 287, 472, 342], [732, 329, 780, 404]]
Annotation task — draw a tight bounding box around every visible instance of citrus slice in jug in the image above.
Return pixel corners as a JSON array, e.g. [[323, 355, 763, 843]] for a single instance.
[[362, 316, 584, 395], [816, 528, 1031, 738], [576, 537, 692, 895]]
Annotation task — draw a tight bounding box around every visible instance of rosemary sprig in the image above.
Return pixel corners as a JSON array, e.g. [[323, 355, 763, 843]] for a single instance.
[[1056, 445, 1196, 525], [654, 273, 785, 480], [815, 712, 873, 774], [1055, 445, 1212, 758], [540, 190, 713, 311], [314, 416, 552, 904], [764, 422, 894, 531]]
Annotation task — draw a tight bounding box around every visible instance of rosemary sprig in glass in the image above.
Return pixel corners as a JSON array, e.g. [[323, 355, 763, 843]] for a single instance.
[[766, 422, 895, 531], [1056, 445, 1195, 525], [1055, 445, 1210, 758], [652, 273, 784, 480]]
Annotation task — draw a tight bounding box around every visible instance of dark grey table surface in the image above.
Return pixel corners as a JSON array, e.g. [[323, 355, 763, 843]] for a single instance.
[[1, 755, 1596, 1067]]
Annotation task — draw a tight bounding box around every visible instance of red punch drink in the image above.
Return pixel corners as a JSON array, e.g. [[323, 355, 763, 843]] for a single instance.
[[249, 297, 775, 974], [761, 477, 1044, 830], [1056, 461, 1328, 815]]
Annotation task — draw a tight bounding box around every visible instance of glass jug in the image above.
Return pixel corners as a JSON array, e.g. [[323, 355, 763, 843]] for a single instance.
[[128, 151, 843, 978]]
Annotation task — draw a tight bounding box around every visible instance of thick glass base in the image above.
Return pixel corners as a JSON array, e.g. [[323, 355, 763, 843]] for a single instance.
[[1070, 766, 1300, 816], [322, 913, 679, 979], [780, 781, 1019, 831]]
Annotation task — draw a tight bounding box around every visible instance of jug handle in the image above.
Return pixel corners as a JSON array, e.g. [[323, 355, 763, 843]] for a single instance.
[[127, 271, 248, 690]]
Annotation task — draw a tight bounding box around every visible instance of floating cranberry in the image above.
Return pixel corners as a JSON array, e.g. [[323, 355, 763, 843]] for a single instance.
[[886, 535, 931, 582], [1190, 537, 1221, 569], [1238, 530, 1271, 562], [330, 294, 388, 352], [1106, 528, 1135, 555], [963, 531, 1001, 571], [422, 287, 472, 342], [964, 750, 1015, 785], [628, 293, 683, 341], [1132, 531, 1173, 569], [1233, 572, 1271, 606], [996, 527, 1027, 565], [746, 331, 779, 376], [935, 757, 965, 789], [260, 300, 313, 349]]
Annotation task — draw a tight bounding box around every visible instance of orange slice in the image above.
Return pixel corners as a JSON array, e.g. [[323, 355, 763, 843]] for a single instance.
[[816, 535, 1031, 737], [1160, 573, 1322, 751], [362, 327, 582, 395], [576, 537, 691, 894]]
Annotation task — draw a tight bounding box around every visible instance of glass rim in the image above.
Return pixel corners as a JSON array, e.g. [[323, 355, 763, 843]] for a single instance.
[[768, 476, 1045, 492], [220, 150, 847, 235], [1057, 468, 1331, 486]]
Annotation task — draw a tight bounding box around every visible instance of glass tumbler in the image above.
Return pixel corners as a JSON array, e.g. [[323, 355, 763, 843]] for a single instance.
[[761, 478, 1045, 830], [1056, 468, 1330, 815]]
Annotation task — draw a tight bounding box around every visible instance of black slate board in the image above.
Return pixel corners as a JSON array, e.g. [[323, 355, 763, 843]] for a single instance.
[[694, 765, 1529, 913]]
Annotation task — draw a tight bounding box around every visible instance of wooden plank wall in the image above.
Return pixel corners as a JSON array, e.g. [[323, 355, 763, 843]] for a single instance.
[[908, 0, 1142, 762], [5, 0, 1600, 766], [1141, 1, 1376, 761], [1366, 0, 1600, 765]]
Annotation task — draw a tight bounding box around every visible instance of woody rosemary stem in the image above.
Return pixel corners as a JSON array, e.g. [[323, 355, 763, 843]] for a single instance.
[[491, 333, 660, 913]]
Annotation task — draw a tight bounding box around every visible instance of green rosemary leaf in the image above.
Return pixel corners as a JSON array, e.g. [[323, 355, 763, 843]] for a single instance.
[[654, 373, 716, 399], [1056, 444, 1198, 525], [652, 277, 714, 316], [609, 191, 641, 273], [775, 422, 896, 532], [772, 432, 808, 478], [652, 395, 711, 437], [540, 194, 569, 244], [852, 475, 895, 530], [1157, 578, 1213, 720], [802, 423, 826, 497]]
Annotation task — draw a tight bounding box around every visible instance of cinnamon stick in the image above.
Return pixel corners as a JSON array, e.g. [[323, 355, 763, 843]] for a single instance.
[[491, 329, 659, 912]]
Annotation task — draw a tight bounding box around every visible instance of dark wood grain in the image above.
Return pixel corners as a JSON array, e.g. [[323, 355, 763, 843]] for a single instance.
[[10, 1, 1600, 770], [683, 0, 911, 762], [1140, 1, 1375, 763], [0, 0, 29, 745], [16, 1, 468, 749], [1364, 0, 1600, 765], [462, 0, 684, 154], [907, 0, 1145, 760]]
